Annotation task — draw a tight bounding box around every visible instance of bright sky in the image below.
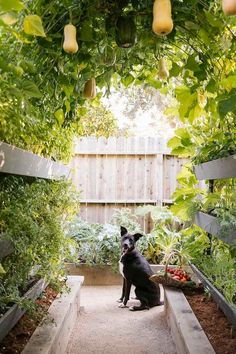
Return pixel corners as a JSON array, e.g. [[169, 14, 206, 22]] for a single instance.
[[101, 85, 176, 138]]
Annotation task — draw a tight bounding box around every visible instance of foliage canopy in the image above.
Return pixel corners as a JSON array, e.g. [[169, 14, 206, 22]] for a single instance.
[[0, 0, 235, 162]]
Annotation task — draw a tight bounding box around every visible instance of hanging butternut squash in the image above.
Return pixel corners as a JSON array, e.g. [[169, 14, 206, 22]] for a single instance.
[[222, 0, 236, 15], [152, 0, 173, 36], [83, 78, 96, 99], [63, 24, 78, 54], [158, 58, 169, 79]]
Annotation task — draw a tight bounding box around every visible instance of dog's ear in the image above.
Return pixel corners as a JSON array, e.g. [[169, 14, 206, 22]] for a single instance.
[[133, 233, 143, 242], [120, 226, 127, 236]]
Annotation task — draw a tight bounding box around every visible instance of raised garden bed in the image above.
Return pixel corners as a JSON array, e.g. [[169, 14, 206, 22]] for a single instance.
[[0, 276, 84, 354], [65, 262, 122, 286], [22, 275, 84, 354], [193, 154, 236, 180], [0, 285, 59, 353], [194, 211, 236, 246], [183, 286, 236, 354], [190, 264, 236, 330], [164, 286, 215, 354], [0, 278, 47, 343]]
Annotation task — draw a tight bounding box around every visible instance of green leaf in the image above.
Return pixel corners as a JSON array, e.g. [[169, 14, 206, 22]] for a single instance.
[[220, 75, 236, 92], [54, 109, 64, 124], [167, 136, 181, 149], [23, 15, 46, 37], [169, 62, 182, 77], [0, 0, 24, 12], [175, 128, 191, 140], [218, 92, 236, 118], [185, 56, 200, 73], [175, 86, 197, 121], [21, 80, 42, 98], [121, 75, 134, 87], [204, 11, 222, 29], [79, 20, 93, 41]]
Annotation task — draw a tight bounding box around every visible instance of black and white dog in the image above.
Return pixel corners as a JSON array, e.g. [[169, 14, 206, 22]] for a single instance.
[[118, 226, 162, 311]]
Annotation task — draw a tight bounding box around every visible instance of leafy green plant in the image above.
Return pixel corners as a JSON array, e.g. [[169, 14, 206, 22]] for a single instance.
[[0, 176, 79, 314], [136, 204, 209, 265], [110, 208, 142, 234], [1, 0, 236, 165], [194, 242, 236, 306]]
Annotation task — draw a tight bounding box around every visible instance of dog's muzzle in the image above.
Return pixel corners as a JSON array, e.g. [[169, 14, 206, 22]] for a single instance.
[[122, 244, 129, 254]]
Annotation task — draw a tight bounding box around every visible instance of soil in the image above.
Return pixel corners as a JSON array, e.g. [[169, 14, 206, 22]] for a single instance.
[[0, 285, 236, 354], [183, 287, 236, 354], [0, 286, 58, 354]]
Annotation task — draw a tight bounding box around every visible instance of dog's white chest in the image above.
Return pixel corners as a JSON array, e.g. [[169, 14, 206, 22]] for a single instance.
[[119, 259, 125, 278]]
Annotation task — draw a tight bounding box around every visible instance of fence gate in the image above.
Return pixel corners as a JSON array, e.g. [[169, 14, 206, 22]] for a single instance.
[[69, 137, 187, 232]]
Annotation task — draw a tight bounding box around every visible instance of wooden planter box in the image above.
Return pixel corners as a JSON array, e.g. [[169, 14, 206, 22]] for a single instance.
[[0, 278, 47, 343], [194, 211, 236, 246], [193, 154, 236, 180], [22, 276, 84, 354], [65, 263, 122, 286], [0, 141, 70, 180], [164, 287, 215, 354], [190, 264, 236, 329]]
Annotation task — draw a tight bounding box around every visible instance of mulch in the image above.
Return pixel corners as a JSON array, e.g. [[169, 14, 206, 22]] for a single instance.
[[0, 286, 58, 354], [183, 287, 236, 354]]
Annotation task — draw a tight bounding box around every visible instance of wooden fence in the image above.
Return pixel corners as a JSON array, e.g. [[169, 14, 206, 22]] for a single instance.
[[69, 137, 188, 232]]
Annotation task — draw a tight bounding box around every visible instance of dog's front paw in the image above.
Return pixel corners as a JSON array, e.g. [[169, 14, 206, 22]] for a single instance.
[[118, 303, 128, 308], [117, 298, 123, 303]]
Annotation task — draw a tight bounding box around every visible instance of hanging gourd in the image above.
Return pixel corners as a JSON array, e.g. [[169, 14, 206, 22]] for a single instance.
[[115, 15, 137, 48], [158, 58, 169, 80], [83, 78, 96, 99], [152, 0, 173, 36], [63, 24, 79, 54], [222, 0, 236, 15]]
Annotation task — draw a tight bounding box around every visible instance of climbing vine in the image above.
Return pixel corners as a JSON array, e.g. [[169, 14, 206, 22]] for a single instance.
[[0, 0, 235, 163]]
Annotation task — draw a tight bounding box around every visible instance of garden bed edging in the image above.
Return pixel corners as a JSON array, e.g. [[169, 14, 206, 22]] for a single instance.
[[194, 211, 236, 246], [164, 287, 215, 354], [65, 262, 122, 286], [0, 278, 47, 343], [22, 275, 84, 354]]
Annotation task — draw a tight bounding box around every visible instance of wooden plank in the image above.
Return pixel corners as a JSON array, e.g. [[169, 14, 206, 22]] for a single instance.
[[194, 154, 236, 180], [0, 278, 47, 342], [164, 287, 215, 354], [73, 137, 170, 154], [156, 154, 164, 204], [79, 200, 159, 203], [145, 155, 156, 201], [194, 211, 236, 246], [0, 142, 70, 180]]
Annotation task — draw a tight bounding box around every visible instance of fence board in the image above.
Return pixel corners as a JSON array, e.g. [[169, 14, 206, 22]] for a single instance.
[[71, 137, 187, 232]]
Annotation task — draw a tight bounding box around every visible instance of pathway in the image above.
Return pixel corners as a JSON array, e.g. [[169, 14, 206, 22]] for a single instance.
[[66, 285, 177, 354]]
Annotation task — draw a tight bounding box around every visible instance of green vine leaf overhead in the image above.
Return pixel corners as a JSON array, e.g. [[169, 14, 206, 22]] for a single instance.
[[0, 0, 235, 162]]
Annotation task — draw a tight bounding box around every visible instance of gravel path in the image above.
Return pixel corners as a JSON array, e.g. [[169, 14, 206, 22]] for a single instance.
[[67, 286, 177, 354]]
